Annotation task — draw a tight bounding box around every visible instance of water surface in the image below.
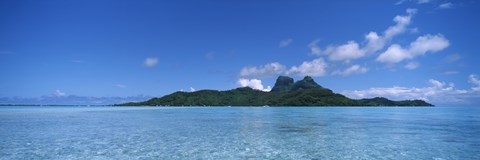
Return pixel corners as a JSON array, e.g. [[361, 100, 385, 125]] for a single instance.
[[1, 106, 479, 159]]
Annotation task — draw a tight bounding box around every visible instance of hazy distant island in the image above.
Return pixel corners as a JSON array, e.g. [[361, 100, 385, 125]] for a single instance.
[[117, 76, 433, 107]]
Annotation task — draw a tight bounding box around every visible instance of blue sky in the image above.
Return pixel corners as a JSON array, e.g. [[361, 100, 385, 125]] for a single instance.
[[1, 0, 479, 105]]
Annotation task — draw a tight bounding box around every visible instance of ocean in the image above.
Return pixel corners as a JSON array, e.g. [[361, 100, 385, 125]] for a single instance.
[[1, 106, 479, 159]]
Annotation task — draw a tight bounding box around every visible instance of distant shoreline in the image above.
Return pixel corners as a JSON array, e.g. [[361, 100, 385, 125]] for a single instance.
[[0, 104, 113, 107], [0, 104, 433, 107]]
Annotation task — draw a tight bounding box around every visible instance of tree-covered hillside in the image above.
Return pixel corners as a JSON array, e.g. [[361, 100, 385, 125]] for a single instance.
[[117, 76, 433, 107]]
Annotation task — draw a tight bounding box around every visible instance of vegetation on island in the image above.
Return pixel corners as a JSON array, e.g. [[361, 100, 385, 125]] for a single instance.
[[117, 76, 433, 107]]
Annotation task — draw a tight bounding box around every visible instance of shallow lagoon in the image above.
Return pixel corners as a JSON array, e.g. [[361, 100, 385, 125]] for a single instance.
[[1, 106, 479, 159]]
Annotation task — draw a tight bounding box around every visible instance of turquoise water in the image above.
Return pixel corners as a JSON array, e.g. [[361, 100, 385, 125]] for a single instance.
[[0, 106, 479, 159]]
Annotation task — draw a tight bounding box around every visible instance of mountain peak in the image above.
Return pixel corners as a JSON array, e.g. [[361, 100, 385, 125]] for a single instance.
[[271, 76, 322, 92], [291, 76, 322, 91], [270, 76, 294, 92], [303, 76, 313, 80]]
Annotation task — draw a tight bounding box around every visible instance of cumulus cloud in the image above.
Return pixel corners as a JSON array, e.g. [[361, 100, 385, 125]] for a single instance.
[[312, 8, 416, 62], [325, 41, 364, 62], [409, 34, 450, 55], [439, 2, 453, 9], [53, 89, 66, 97], [364, 8, 417, 55], [144, 57, 159, 67], [190, 87, 196, 92], [342, 80, 465, 104], [332, 65, 368, 76], [469, 74, 480, 91], [287, 58, 328, 77], [279, 38, 293, 48], [376, 44, 410, 63], [341, 75, 480, 105], [238, 59, 327, 79], [237, 78, 271, 92], [377, 34, 449, 63], [239, 62, 286, 78], [404, 61, 419, 70], [429, 79, 445, 88], [363, 32, 385, 54], [385, 9, 416, 39]]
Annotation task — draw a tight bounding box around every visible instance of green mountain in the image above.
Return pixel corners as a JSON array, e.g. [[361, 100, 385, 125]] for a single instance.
[[271, 76, 324, 92], [117, 76, 433, 106]]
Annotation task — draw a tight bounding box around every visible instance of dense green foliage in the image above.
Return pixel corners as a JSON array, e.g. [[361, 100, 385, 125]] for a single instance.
[[270, 76, 294, 92], [118, 76, 433, 107]]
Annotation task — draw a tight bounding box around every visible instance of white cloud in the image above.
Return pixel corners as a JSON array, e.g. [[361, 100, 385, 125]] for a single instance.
[[190, 87, 196, 92], [439, 2, 453, 9], [344, 86, 426, 100], [385, 8, 416, 39], [363, 32, 385, 54], [469, 74, 480, 91], [239, 62, 286, 78], [144, 57, 159, 67], [332, 64, 368, 76], [376, 44, 410, 63], [325, 41, 365, 62], [237, 78, 271, 92], [341, 78, 476, 105], [377, 34, 449, 63], [404, 62, 419, 70], [311, 8, 416, 62], [53, 89, 66, 97], [409, 34, 450, 55], [263, 86, 272, 92], [429, 79, 445, 88], [287, 58, 328, 77], [309, 39, 322, 55], [115, 84, 127, 88], [372, 8, 416, 53], [364, 8, 416, 55], [279, 38, 293, 48]]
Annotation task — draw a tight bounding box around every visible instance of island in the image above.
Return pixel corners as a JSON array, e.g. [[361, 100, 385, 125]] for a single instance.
[[117, 76, 433, 106]]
